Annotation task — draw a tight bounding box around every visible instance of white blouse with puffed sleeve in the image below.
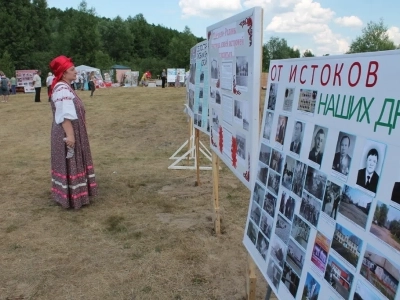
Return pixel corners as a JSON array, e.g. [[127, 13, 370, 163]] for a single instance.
[[52, 82, 78, 124]]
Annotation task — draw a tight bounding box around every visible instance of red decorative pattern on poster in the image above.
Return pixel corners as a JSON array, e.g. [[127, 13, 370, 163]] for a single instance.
[[239, 17, 253, 46], [231, 137, 238, 168], [218, 126, 223, 153], [233, 76, 241, 95], [211, 128, 217, 147], [243, 153, 250, 182]]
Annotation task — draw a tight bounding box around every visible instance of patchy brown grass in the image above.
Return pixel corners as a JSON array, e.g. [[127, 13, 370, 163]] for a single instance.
[[0, 86, 275, 299]]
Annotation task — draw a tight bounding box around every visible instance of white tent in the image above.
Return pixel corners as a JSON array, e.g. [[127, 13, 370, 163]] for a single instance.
[[75, 65, 105, 88], [75, 65, 100, 73]]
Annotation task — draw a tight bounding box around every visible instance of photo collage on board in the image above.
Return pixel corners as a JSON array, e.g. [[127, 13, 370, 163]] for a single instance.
[[246, 78, 400, 300], [207, 13, 260, 188]]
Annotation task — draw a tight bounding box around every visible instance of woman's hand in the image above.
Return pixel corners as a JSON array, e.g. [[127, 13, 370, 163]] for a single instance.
[[64, 135, 75, 148]]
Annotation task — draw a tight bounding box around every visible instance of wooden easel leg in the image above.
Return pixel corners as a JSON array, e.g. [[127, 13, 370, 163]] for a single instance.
[[212, 152, 220, 234], [195, 128, 200, 186], [246, 254, 257, 300]]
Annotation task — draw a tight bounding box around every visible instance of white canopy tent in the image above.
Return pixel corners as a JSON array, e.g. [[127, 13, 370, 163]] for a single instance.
[[75, 65, 105, 88], [75, 65, 100, 74]]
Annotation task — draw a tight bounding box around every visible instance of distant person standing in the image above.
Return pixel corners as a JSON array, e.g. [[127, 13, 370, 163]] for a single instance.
[[161, 69, 167, 88], [89, 71, 96, 97], [175, 72, 180, 88], [0, 71, 10, 102], [10, 76, 16, 95], [46, 72, 54, 102], [32, 70, 42, 102]]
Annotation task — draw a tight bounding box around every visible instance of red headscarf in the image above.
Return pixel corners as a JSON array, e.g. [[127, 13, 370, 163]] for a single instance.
[[49, 55, 74, 92]]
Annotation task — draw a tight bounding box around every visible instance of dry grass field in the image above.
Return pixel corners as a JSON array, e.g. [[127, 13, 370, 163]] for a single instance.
[[0, 86, 275, 300]]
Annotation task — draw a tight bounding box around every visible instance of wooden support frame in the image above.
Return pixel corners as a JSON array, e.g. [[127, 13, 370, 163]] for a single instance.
[[212, 152, 221, 234], [168, 120, 212, 170]]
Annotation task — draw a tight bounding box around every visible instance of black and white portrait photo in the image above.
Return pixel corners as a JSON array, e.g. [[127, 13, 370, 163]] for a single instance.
[[279, 191, 296, 221], [212, 108, 219, 130], [282, 155, 296, 191], [234, 99, 243, 121], [267, 170, 281, 196], [308, 125, 328, 166], [197, 99, 203, 114], [267, 83, 278, 111], [259, 143, 272, 166], [286, 239, 305, 276], [270, 237, 287, 268], [189, 89, 194, 111], [256, 231, 269, 260], [290, 121, 304, 155], [211, 59, 218, 80], [391, 180, 400, 205], [291, 160, 307, 198], [235, 56, 248, 87], [322, 181, 342, 220], [283, 88, 295, 112], [263, 111, 274, 141], [252, 182, 265, 206], [250, 201, 262, 226], [270, 149, 284, 174], [215, 89, 221, 104], [281, 262, 300, 298], [304, 166, 327, 201], [199, 71, 204, 83], [355, 140, 386, 194], [236, 133, 246, 160], [189, 63, 196, 85], [263, 192, 277, 217], [257, 162, 269, 186], [267, 258, 282, 289], [331, 132, 355, 176], [275, 214, 291, 244], [260, 211, 274, 239], [290, 214, 310, 250], [246, 220, 258, 245], [300, 191, 322, 227], [275, 115, 288, 146], [210, 87, 216, 99]]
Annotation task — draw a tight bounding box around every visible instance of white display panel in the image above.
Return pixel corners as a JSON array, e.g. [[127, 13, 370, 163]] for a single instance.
[[244, 50, 400, 300], [207, 7, 263, 189]]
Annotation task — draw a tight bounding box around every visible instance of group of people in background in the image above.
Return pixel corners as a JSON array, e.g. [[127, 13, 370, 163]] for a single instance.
[[0, 71, 17, 102], [0, 69, 97, 103]]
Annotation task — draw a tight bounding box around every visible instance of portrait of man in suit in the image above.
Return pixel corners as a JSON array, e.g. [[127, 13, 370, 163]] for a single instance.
[[290, 121, 303, 155], [263, 112, 273, 141], [332, 134, 353, 176], [308, 127, 326, 165], [392, 182, 400, 204], [356, 148, 379, 193], [275, 115, 288, 145]]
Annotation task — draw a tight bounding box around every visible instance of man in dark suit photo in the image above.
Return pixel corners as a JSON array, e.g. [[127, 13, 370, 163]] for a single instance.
[[356, 148, 379, 193], [391, 182, 400, 204], [308, 128, 325, 165], [332, 135, 352, 175], [275, 117, 287, 145], [290, 121, 303, 154]]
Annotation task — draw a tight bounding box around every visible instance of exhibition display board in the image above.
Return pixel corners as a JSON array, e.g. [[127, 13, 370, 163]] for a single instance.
[[207, 7, 263, 189], [243, 50, 400, 300], [16, 70, 37, 93], [167, 68, 185, 83], [187, 40, 210, 135]]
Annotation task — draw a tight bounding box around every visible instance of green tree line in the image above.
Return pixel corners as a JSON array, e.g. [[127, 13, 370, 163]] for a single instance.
[[0, 0, 200, 78], [0, 1, 399, 77]]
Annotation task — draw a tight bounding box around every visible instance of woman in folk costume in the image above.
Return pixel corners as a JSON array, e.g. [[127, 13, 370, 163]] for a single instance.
[[49, 55, 98, 209]]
